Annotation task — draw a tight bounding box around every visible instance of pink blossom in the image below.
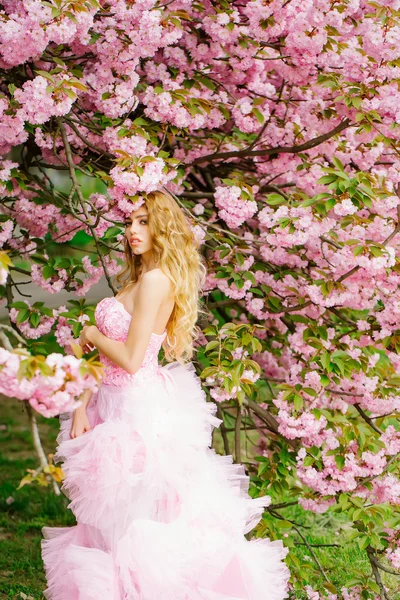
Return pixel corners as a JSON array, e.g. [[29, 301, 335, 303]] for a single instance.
[[15, 75, 76, 125], [386, 547, 400, 570], [0, 348, 98, 417], [193, 203, 205, 216], [214, 186, 258, 229], [31, 264, 68, 294], [333, 199, 358, 216], [299, 497, 336, 514], [10, 305, 55, 339]]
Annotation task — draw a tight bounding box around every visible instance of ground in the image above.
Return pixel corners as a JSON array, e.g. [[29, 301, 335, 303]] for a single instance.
[[0, 396, 398, 600], [0, 397, 74, 599]]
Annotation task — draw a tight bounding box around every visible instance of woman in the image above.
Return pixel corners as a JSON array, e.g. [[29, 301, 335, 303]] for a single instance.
[[41, 190, 289, 600]]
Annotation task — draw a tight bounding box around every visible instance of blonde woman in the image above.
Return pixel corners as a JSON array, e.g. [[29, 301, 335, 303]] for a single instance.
[[41, 190, 289, 599]]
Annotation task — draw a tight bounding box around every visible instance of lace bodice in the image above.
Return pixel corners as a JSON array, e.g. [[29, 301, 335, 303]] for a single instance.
[[94, 296, 167, 386]]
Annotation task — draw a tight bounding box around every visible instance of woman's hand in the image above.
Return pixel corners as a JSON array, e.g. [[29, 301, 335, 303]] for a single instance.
[[70, 407, 91, 439], [79, 325, 96, 354]]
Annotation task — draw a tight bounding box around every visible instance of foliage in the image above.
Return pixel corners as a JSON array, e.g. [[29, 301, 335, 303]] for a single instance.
[[1, 0, 400, 597]]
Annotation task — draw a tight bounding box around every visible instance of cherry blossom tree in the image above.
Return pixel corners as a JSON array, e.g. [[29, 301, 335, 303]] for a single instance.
[[1, 0, 400, 597]]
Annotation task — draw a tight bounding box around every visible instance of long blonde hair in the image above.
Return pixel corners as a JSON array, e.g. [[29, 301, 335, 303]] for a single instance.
[[115, 190, 207, 362]]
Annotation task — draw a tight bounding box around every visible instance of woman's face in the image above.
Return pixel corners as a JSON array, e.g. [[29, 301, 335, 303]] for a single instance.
[[124, 204, 153, 256]]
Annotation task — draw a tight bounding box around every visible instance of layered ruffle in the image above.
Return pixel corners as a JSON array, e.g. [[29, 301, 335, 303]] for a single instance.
[[42, 362, 289, 599]]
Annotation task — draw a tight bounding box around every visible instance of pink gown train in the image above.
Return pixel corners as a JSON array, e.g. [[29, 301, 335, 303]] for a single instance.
[[41, 296, 290, 599]]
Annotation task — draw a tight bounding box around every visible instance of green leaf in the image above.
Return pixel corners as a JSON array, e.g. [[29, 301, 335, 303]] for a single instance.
[[320, 352, 331, 371], [34, 70, 55, 82], [103, 226, 121, 239], [198, 76, 216, 91], [293, 394, 303, 411], [235, 253, 245, 266], [204, 340, 219, 352], [10, 302, 29, 309], [320, 374, 330, 386], [64, 88, 77, 100], [71, 322, 81, 338], [275, 520, 293, 529], [266, 193, 286, 206], [17, 309, 30, 324], [200, 366, 219, 379], [332, 156, 345, 171], [303, 387, 317, 397], [335, 455, 345, 470], [323, 582, 337, 594], [30, 254, 48, 265], [242, 271, 256, 284], [300, 197, 317, 207], [370, 246, 383, 257], [368, 581, 381, 594], [56, 258, 71, 269], [42, 265, 55, 280], [326, 198, 336, 211], [357, 535, 370, 551], [252, 107, 265, 124], [29, 312, 41, 328], [318, 175, 337, 185], [133, 117, 148, 126]]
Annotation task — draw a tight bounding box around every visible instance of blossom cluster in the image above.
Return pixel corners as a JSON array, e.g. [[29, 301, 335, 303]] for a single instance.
[[214, 186, 258, 229], [0, 348, 101, 417]]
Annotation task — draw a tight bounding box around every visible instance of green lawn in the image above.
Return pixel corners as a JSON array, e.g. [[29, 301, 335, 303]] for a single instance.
[[0, 397, 74, 599], [0, 396, 399, 599]]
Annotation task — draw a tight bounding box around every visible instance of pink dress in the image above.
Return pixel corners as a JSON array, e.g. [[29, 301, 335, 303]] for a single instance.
[[41, 296, 290, 600]]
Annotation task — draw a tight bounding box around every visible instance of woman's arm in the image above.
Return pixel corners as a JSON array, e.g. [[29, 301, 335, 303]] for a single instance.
[[70, 388, 93, 438], [85, 270, 171, 375], [78, 388, 93, 410]]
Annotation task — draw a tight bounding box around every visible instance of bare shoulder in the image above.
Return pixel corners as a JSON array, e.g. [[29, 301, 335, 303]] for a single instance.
[[139, 269, 172, 297]]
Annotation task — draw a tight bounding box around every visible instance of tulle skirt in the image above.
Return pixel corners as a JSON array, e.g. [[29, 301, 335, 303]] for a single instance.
[[41, 361, 290, 599]]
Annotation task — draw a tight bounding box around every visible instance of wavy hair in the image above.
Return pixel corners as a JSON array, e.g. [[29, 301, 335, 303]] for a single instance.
[[115, 190, 207, 363]]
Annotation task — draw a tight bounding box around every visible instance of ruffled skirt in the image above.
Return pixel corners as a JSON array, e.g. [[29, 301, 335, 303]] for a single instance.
[[41, 362, 289, 599]]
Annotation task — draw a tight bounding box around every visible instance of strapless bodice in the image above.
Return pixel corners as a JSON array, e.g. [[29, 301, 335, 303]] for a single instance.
[[94, 296, 167, 387]]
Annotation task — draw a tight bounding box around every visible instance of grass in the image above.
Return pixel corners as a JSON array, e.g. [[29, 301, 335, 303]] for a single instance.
[[0, 396, 399, 599], [0, 397, 74, 599], [276, 504, 400, 598]]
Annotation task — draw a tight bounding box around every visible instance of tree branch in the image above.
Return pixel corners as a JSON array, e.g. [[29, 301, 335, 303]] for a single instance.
[[64, 118, 114, 158], [0, 323, 27, 346], [367, 546, 390, 600], [25, 404, 61, 496], [354, 403, 383, 435], [291, 523, 331, 583], [358, 452, 400, 486], [373, 560, 400, 577], [215, 403, 231, 455], [268, 511, 331, 584], [0, 328, 60, 495], [245, 397, 299, 450], [269, 500, 299, 510], [192, 119, 352, 165], [234, 402, 242, 463], [57, 119, 118, 294]]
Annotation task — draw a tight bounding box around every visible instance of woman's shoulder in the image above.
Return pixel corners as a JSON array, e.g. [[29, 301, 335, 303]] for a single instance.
[[142, 268, 168, 283], [140, 269, 174, 299]]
